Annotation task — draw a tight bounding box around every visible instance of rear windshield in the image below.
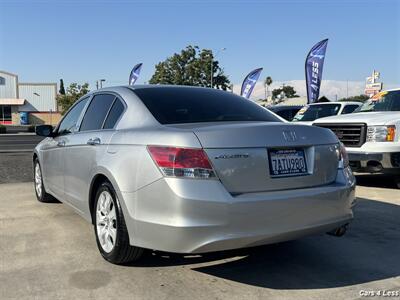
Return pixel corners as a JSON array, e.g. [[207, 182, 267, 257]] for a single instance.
[[133, 87, 281, 124], [293, 104, 341, 122]]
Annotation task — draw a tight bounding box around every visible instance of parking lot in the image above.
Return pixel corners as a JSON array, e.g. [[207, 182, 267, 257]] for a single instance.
[[0, 151, 399, 300], [0, 134, 44, 153]]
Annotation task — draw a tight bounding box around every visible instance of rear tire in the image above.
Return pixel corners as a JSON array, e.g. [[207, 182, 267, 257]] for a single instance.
[[94, 181, 144, 264], [33, 159, 55, 203]]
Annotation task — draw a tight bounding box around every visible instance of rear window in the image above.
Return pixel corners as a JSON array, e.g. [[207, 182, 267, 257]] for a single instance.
[[133, 87, 281, 124]]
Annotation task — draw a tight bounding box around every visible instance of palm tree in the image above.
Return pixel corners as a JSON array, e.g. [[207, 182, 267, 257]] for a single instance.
[[264, 76, 273, 100]]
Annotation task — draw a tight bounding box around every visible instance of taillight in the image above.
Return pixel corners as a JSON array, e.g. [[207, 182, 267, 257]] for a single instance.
[[147, 146, 216, 179], [337, 142, 349, 169]]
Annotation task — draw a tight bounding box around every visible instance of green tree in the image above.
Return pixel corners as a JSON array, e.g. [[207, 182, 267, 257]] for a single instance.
[[339, 94, 369, 102], [59, 79, 66, 95], [272, 85, 299, 100], [57, 82, 90, 114], [149, 45, 230, 90]]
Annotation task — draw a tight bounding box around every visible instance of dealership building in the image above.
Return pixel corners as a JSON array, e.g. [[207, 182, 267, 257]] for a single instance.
[[0, 70, 61, 125]]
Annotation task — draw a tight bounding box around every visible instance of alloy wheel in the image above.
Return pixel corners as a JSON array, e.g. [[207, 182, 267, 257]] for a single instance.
[[96, 191, 117, 253], [34, 163, 42, 198]]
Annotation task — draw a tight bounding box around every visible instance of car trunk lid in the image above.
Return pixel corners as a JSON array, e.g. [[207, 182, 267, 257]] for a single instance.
[[168, 122, 340, 193]]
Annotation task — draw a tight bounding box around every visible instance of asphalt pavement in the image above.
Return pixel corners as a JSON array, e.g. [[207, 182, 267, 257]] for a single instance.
[[0, 140, 399, 299], [0, 134, 44, 152], [0, 180, 399, 300]]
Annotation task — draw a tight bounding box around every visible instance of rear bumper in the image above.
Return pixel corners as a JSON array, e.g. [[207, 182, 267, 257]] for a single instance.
[[348, 151, 400, 173], [119, 167, 356, 253]]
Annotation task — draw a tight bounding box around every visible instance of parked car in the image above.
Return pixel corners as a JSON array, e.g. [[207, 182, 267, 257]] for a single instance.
[[292, 102, 362, 125], [268, 105, 303, 121], [34, 86, 356, 264], [313, 89, 400, 187]]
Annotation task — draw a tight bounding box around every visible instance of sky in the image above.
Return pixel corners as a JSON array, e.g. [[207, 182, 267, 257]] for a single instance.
[[0, 0, 399, 96]]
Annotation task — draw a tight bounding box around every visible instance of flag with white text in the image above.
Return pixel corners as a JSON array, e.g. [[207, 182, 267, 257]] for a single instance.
[[305, 39, 328, 103], [241, 68, 263, 99]]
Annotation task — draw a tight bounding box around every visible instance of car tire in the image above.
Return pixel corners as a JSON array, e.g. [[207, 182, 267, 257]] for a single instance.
[[33, 158, 56, 203], [395, 176, 400, 189], [94, 181, 144, 264]]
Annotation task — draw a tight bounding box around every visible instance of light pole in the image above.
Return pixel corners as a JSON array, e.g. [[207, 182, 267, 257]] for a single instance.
[[210, 47, 226, 88], [96, 79, 106, 89]]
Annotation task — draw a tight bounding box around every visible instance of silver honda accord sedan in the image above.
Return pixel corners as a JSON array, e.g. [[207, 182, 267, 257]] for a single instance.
[[33, 85, 356, 264]]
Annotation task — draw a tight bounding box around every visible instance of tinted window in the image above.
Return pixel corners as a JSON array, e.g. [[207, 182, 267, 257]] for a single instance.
[[58, 97, 89, 135], [356, 90, 400, 112], [271, 107, 302, 121], [0, 105, 11, 121], [342, 104, 359, 114], [103, 99, 125, 129], [80, 94, 115, 131], [276, 110, 292, 120], [133, 87, 280, 124], [293, 104, 341, 122]]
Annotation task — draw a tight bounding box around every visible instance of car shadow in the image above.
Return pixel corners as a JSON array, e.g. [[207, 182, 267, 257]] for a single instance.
[[355, 173, 398, 189], [131, 198, 400, 289]]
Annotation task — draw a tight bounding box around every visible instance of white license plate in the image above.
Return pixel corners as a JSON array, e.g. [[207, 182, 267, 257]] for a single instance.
[[268, 149, 308, 177]]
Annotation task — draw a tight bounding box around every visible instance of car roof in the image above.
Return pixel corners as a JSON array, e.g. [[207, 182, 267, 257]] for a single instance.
[[268, 105, 303, 110], [383, 88, 400, 92], [308, 101, 361, 106]]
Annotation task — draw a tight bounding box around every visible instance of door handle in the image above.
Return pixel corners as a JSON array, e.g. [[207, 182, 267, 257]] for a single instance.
[[57, 140, 66, 147], [87, 137, 101, 145]]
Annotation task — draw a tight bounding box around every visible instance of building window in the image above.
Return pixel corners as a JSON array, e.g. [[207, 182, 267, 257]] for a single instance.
[[0, 77, 5, 85], [0, 105, 12, 124]]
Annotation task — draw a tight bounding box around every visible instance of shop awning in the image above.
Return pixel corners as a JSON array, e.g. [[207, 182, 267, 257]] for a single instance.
[[0, 98, 26, 105]]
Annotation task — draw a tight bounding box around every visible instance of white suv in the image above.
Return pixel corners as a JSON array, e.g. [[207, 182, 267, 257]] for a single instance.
[[313, 89, 400, 187]]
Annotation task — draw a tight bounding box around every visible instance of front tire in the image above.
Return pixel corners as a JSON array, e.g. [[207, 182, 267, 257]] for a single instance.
[[33, 159, 55, 203], [395, 176, 400, 189], [94, 181, 144, 264]]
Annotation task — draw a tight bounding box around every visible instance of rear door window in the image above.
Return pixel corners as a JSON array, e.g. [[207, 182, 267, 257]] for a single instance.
[[80, 94, 115, 131]]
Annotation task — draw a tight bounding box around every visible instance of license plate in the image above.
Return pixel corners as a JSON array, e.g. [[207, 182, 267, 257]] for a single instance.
[[268, 149, 308, 177]]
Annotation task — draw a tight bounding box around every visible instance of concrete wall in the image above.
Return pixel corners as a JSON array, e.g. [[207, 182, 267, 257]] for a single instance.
[[11, 106, 20, 125], [29, 112, 62, 125], [0, 71, 18, 99], [18, 83, 57, 112]]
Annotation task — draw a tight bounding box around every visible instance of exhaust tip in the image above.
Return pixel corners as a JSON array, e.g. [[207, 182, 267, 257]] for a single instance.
[[327, 223, 348, 237]]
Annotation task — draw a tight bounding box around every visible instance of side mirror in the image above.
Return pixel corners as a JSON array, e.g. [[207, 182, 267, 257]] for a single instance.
[[35, 125, 54, 137]]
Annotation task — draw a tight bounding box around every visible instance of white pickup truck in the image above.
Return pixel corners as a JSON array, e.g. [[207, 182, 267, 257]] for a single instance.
[[313, 89, 400, 187]]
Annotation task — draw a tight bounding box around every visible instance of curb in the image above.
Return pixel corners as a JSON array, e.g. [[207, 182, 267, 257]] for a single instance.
[[0, 150, 33, 153], [0, 133, 36, 136]]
